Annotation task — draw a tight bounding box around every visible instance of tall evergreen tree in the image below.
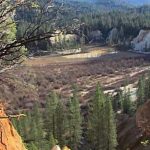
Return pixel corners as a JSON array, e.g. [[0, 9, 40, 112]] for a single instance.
[[122, 89, 132, 115], [55, 100, 66, 147], [105, 97, 118, 150], [32, 101, 44, 141], [88, 85, 107, 150], [45, 92, 59, 139], [137, 76, 145, 107], [28, 142, 38, 150], [88, 85, 117, 150], [49, 133, 57, 150], [66, 86, 82, 150], [144, 75, 150, 100]]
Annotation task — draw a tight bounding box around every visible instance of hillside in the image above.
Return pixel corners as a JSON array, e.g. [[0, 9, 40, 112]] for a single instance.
[[1, 0, 150, 150]]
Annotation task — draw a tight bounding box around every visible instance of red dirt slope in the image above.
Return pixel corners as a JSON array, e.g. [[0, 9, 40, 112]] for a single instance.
[[0, 104, 27, 150]]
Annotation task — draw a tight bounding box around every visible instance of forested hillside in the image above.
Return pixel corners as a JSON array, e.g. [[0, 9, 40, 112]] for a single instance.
[[15, 0, 150, 54], [1, 0, 150, 150]]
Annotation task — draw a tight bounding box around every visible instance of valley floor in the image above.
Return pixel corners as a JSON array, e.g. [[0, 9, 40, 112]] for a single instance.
[[1, 46, 150, 150], [1, 46, 149, 112]]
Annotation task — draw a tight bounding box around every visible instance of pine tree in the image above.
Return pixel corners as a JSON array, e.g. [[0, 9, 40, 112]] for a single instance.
[[45, 92, 59, 139], [88, 85, 117, 150], [55, 100, 66, 147], [21, 111, 32, 140], [88, 85, 107, 150], [66, 86, 82, 150], [145, 75, 150, 100], [32, 102, 44, 140], [49, 133, 56, 150], [122, 89, 132, 115], [32, 101, 44, 146], [12, 111, 32, 142], [105, 97, 118, 150], [28, 142, 38, 150], [137, 76, 145, 107]]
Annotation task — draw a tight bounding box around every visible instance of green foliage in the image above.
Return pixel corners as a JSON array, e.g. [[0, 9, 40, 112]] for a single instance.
[[28, 142, 38, 150], [137, 76, 146, 107], [45, 92, 59, 139], [11, 84, 127, 150], [49, 133, 57, 150], [112, 89, 123, 112], [32, 101, 44, 142], [105, 97, 118, 150], [122, 89, 132, 115], [15, 0, 150, 53], [65, 86, 82, 150], [55, 100, 66, 147], [144, 74, 150, 100], [88, 84, 117, 150]]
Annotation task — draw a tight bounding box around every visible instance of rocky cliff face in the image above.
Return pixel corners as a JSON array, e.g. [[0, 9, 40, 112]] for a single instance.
[[131, 30, 150, 52], [0, 104, 27, 150]]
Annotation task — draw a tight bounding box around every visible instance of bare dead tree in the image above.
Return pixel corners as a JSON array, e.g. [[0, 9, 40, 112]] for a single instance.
[[0, 0, 83, 72], [0, 0, 65, 71]]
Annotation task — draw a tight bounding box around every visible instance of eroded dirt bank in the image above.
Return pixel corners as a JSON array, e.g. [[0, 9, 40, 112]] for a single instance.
[[0, 104, 27, 150]]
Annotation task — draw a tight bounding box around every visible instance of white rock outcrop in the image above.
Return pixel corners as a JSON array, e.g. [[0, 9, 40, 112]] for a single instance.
[[131, 30, 150, 52], [50, 31, 78, 45], [51, 145, 61, 150]]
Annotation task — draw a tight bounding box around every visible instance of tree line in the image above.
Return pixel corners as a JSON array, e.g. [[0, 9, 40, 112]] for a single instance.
[[80, 6, 150, 45], [12, 74, 150, 150], [13, 85, 117, 150], [15, 1, 150, 53]]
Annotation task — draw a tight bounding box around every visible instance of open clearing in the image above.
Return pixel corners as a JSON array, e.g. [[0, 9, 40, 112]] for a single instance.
[[2, 46, 150, 111], [24, 46, 113, 66], [24, 46, 141, 67]]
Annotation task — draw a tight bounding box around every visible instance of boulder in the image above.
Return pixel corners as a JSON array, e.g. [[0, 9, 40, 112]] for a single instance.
[[51, 145, 61, 150], [131, 30, 150, 52], [51, 145, 71, 150], [0, 104, 27, 150]]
